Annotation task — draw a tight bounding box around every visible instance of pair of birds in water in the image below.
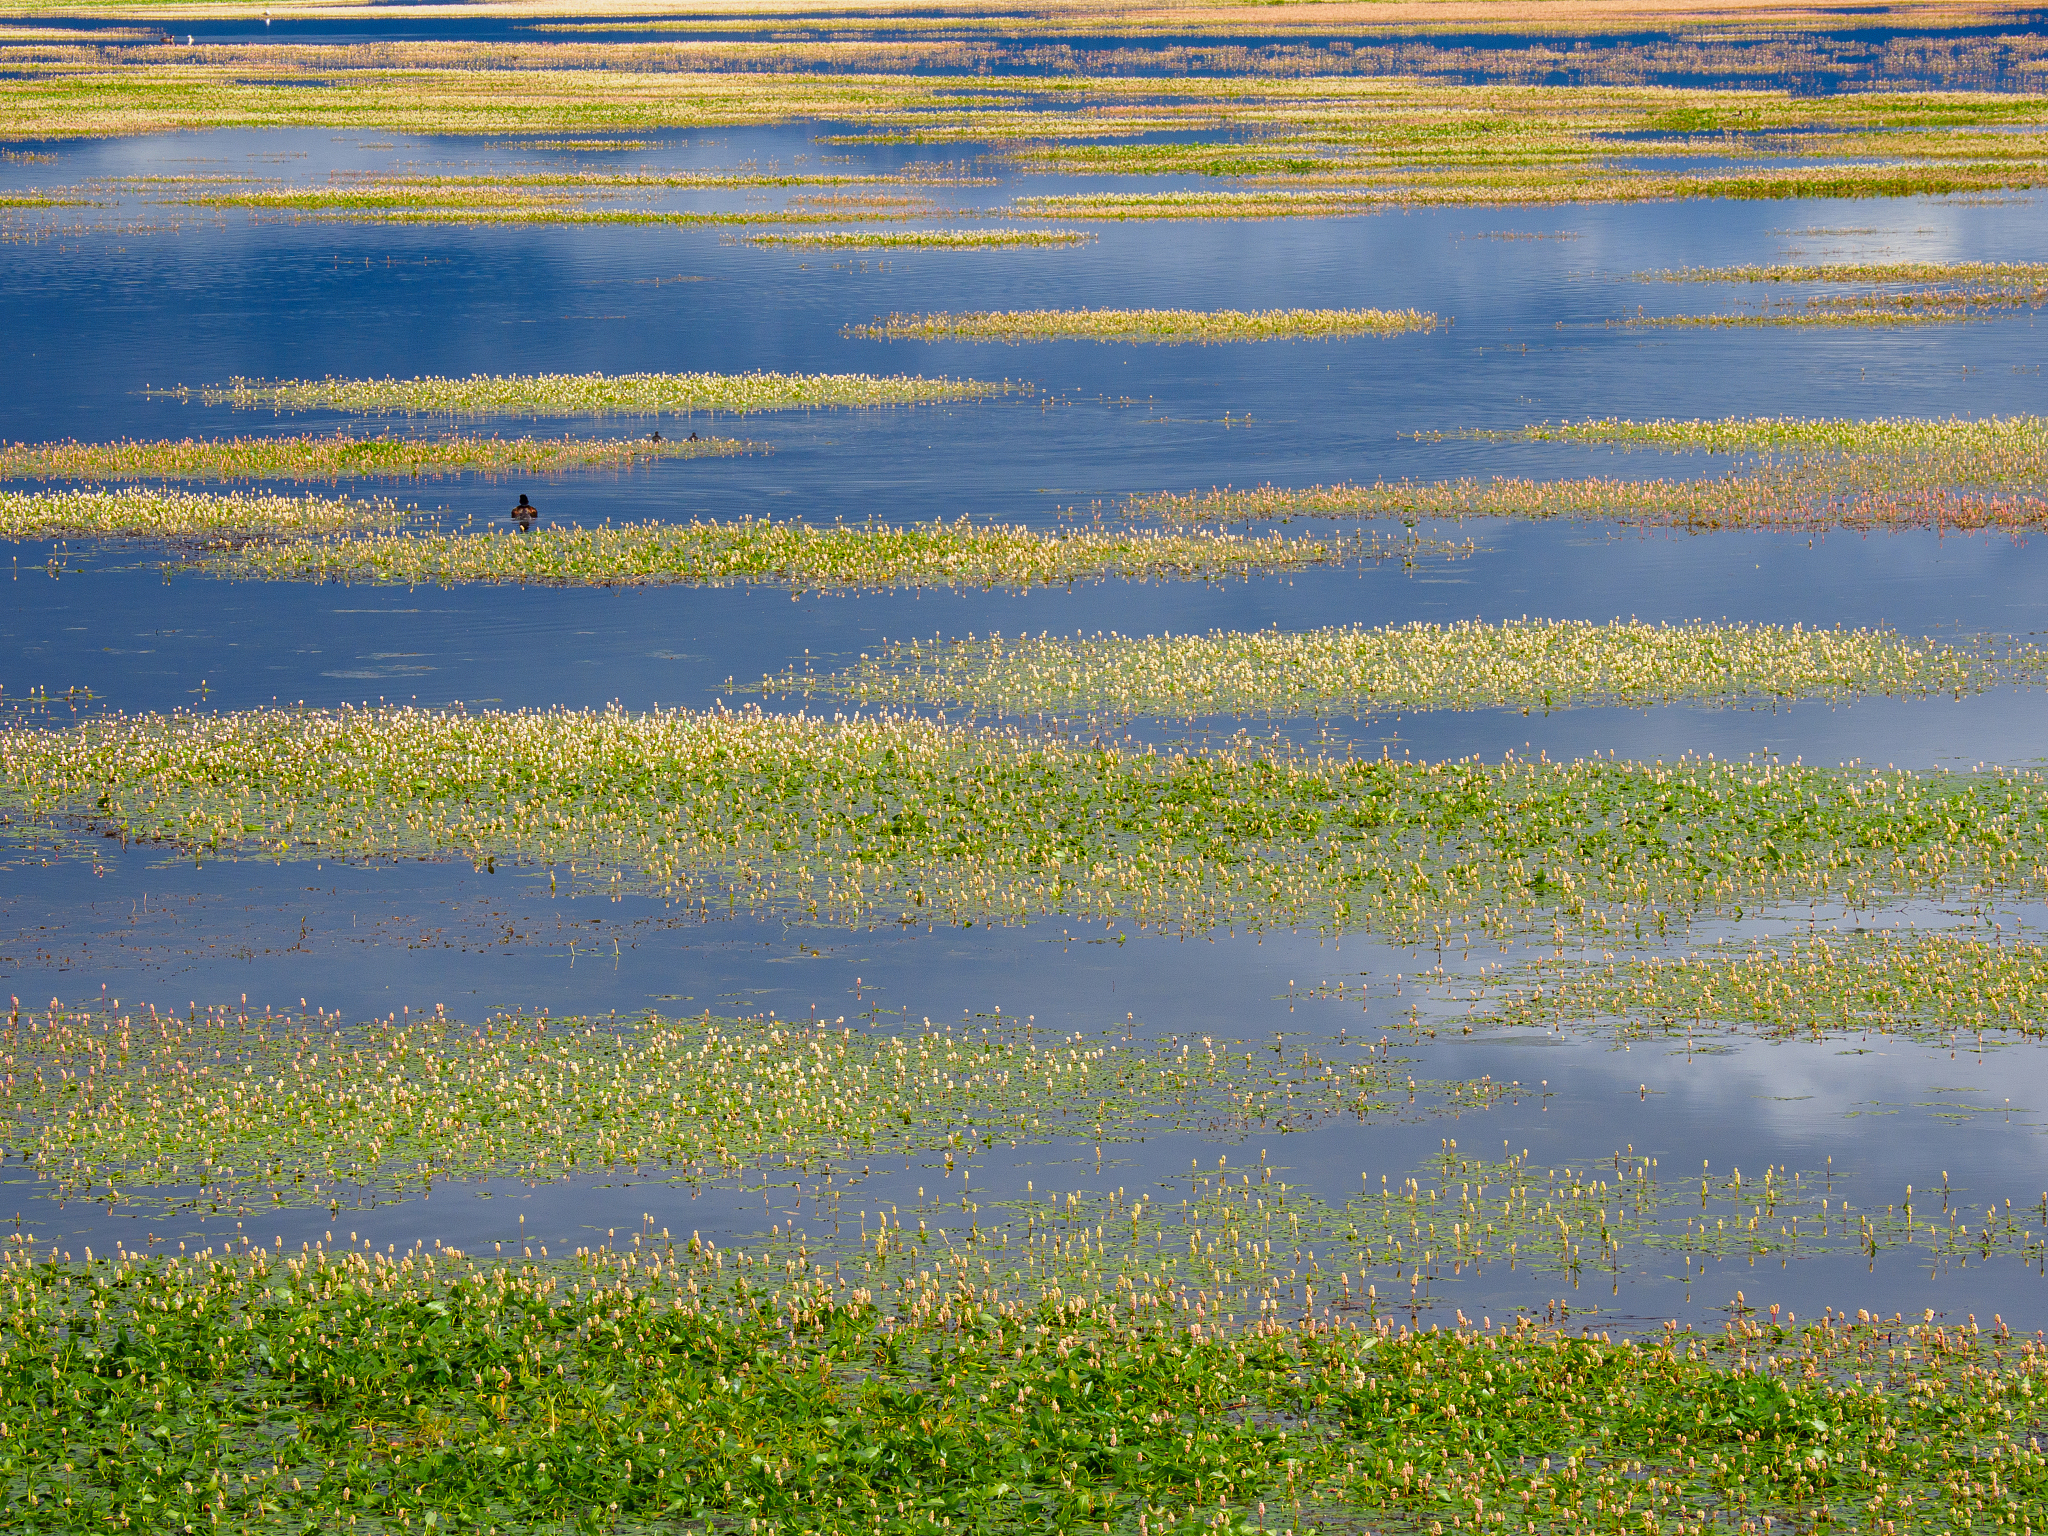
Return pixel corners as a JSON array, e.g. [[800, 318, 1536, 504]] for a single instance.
[[506, 429, 701, 530]]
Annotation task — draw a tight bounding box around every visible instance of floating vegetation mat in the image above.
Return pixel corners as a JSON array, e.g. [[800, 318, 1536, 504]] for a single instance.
[[8, 999, 2039, 1294], [7, 1236, 2047, 1536], [1472, 927, 2048, 1049], [1128, 473, 2048, 532], [746, 227, 1090, 248], [1129, 413, 2048, 532], [1654, 262, 2048, 286], [0, 487, 394, 540], [1630, 260, 2048, 326], [1446, 414, 2048, 457], [849, 306, 1439, 343], [0, 431, 746, 482], [2, 1000, 1501, 1216], [764, 619, 2037, 720], [7, 704, 2048, 939], [202, 518, 1394, 590], [166, 370, 1015, 418]]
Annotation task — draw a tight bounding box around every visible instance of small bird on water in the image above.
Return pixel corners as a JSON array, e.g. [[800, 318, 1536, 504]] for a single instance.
[[510, 493, 539, 530], [647, 429, 663, 444]]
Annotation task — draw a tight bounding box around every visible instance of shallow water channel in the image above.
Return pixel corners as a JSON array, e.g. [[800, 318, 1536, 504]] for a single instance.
[[4, 117, 2047, 1336]]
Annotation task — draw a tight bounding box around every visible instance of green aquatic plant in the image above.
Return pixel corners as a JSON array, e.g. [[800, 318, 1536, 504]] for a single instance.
[[0, 999, 1491, 1217], [0, 431, 746, 481], [1131, 413, 2048, 532], [848, 306, 1439, 343], [198, 517, 1392, 590], [1125, 466, 2048, 532], [5, 992, 2037, 1309], [1442, 413, 2048, 456], [1627, 262, 2048, 324], [8, 1236, 2046, 1535], [1471, 926, 2048, 1047], [0, 486, 395, 539], [165, 370, 1015, 417], [1648, 260, 2048, 284], [746, 227, 1090, 247], [6, 704, 2048, 940], [764, 619, 2037, 719]]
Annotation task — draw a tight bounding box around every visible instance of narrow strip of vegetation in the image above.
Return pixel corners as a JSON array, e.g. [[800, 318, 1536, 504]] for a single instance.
[[747, 228, 1090, 247], [202, 518, 1397, 590], [1475, 926, 2048, 1047], [167, 371, 1015, 417], [1442, 414, 2048, 456], [849, 307, 1439, 343], [0, 487, 393, 539], [0, 432, 746, 482], [766, 619, 2033, 719], [1124, 473, 2048, 532], [1648, 261, 2048, 284], [0, 1000, 1478, 1216], [6, 704, 2048, 939]]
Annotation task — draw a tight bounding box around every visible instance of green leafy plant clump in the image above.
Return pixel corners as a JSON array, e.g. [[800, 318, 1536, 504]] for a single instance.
[[7, 703, 2048, 940], [848, 306, 1440, 343], [4, 1239, 2045, 1535], [164, 371, 1018, 418], [0, 432, 748, 482], [200, 517, 1404, 590], [765, 618, 2040, 719]]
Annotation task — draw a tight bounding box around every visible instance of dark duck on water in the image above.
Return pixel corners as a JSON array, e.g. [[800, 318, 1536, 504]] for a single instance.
[[510, 493, 539, 530]]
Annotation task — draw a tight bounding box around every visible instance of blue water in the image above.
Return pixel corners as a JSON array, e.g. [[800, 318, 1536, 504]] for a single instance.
[[4, 122, 2048, 1330]]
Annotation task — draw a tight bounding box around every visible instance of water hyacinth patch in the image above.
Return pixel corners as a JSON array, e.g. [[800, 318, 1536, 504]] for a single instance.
[[7, 1239, 2046, 1536], [0, 486, 396, 539], [764, 619, 2037, 720], [168, 370, 1017, 418], [200, 517, 1409, 590], [848, 307, 1440, 343], [0, 431, 748, 482], [6, 703, 2048, 939], [1472, 926, 2048, 1047]]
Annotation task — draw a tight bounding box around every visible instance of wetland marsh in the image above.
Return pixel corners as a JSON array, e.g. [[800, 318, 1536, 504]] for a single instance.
[[8, 6, 2048, 1530]]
